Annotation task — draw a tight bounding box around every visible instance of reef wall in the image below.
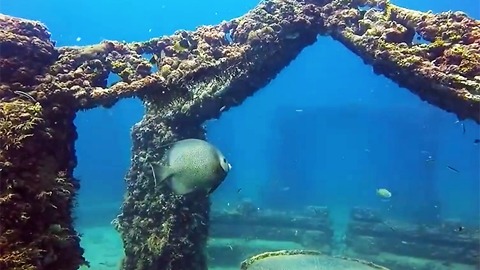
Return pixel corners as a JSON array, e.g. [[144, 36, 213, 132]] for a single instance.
[[0, 0, 479, 269]]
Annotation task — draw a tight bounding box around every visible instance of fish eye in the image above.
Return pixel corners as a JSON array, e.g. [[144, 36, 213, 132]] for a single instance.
[[223, 158, 227, 163]]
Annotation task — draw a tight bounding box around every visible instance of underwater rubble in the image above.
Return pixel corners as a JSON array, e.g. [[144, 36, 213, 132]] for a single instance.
[[206, 205, 480, 269], [345, 207, 480, 270], [208, 204, 333, 267], [205, 205, 480, 269], [0, 0, 479, 269]]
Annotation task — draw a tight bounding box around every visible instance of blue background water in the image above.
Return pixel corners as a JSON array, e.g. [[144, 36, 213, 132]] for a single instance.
[[2, 0, 479, 229]]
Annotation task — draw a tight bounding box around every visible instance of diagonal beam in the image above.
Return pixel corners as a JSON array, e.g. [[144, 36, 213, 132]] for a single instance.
[[325, 0, 479, 122]]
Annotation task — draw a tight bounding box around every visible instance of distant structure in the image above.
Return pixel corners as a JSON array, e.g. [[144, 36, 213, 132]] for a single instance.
[[0, 0, 478, 269]]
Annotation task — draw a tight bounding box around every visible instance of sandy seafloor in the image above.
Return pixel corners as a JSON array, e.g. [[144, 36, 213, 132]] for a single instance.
[[75, 204, 477, 270], [77, 225, 237, 270], [77, 224, 477, 270], [78, 226, 124, 270], [78, 225, 289, 270], [76, 203, 478, 270]]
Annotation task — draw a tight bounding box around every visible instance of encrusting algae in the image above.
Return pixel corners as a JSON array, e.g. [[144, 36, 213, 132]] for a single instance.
[[0, 98, 87, 269], [0, 0, 479, 270]]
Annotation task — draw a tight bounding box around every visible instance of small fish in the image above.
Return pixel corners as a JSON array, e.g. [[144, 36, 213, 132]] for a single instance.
[[237, 188, 242, 193], [376, 188, 392, 199], [149, 55, 156, 64], [474, 139, 479, 144], [455, 226, 465, 232], [149, 49, 166, 65], [446, 165, 459, 173], [150, 139, 232, 195], [425, 156, 435, 163]]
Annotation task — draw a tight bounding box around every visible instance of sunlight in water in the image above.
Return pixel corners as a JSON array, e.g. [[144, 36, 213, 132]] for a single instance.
[[1, 0, 479, 269]]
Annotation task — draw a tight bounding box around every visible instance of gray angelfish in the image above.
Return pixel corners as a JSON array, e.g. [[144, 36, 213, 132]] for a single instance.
[[150, 138, 232, 195]]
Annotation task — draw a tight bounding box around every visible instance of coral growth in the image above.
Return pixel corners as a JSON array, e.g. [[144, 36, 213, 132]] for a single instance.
[[322, 0, 480, 121], [114, 120, 211, 270], [0, 99, 86, 269], [0, 0, 479, 270]]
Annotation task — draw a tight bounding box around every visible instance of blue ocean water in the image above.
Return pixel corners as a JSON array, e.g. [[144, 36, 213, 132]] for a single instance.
[[2, 0, 479, 269]]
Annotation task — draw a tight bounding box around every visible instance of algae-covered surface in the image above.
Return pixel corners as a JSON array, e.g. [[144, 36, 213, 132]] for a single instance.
[[1, 0, 479, 270]]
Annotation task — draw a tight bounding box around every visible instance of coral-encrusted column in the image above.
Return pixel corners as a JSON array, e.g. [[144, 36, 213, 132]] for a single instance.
[[0, 100, 87, 270], [0, 15, 87, 270], [114, 110, 210, 270]]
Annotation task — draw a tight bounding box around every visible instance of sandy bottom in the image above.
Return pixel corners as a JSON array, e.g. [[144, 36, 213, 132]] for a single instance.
[[74, 201, 477, 270], [78, 226, 124, 270], [77, 225, 241, 270], [345, 250, 478, 270], [77, 225, 478, 270]]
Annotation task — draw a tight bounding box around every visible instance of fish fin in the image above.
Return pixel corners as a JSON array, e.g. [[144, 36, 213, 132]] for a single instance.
[[150, 163, 174, 186], [170, 180, 195, 195], [149, 55, 158, 64], [207, 181, 223, 195]]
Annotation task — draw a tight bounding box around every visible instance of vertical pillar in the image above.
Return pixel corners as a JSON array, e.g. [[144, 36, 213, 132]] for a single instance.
[[115, 111, 211, 270], [0, 100, 86, 269]]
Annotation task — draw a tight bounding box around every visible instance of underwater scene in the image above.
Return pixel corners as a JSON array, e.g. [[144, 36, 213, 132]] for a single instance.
[[0, 0, 479, 269]]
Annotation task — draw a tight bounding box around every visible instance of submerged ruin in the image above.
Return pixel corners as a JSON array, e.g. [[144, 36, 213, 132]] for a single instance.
[[0, 0, 478, 269]]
